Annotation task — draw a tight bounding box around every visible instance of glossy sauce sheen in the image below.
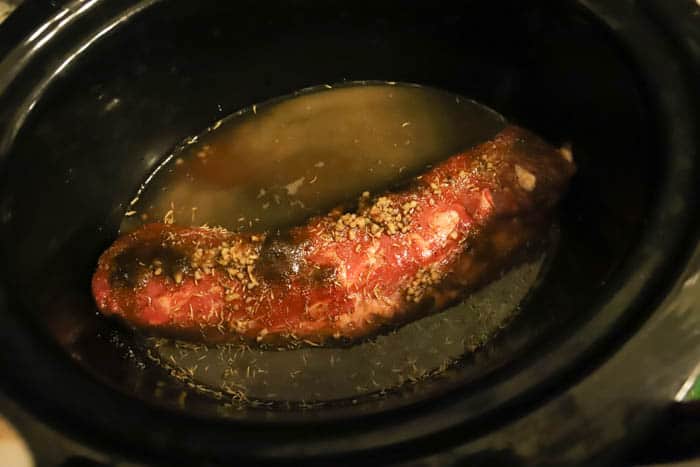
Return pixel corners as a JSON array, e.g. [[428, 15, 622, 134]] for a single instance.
[[94, 126, 574, 346]]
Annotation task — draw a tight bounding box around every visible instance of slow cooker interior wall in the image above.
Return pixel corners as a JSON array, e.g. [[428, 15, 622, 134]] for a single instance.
[[0, 0, 657, 413]]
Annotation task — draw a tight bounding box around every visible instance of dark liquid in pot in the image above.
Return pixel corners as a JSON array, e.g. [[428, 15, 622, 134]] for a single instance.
[[119, 83, 549, 404]]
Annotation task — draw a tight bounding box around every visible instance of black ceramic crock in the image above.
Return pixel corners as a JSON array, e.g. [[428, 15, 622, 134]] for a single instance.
[[0, 0, 698, 465]]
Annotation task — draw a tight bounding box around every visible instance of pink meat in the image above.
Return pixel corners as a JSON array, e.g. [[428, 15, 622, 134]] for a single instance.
[[92, 126, 574, 346]]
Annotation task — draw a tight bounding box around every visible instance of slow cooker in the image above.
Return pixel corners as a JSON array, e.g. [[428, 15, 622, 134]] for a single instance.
[[0, 0, 698, 465]]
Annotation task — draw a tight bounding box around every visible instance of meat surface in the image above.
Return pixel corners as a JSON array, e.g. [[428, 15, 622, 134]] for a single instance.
[[92, 126, 574, 346]]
